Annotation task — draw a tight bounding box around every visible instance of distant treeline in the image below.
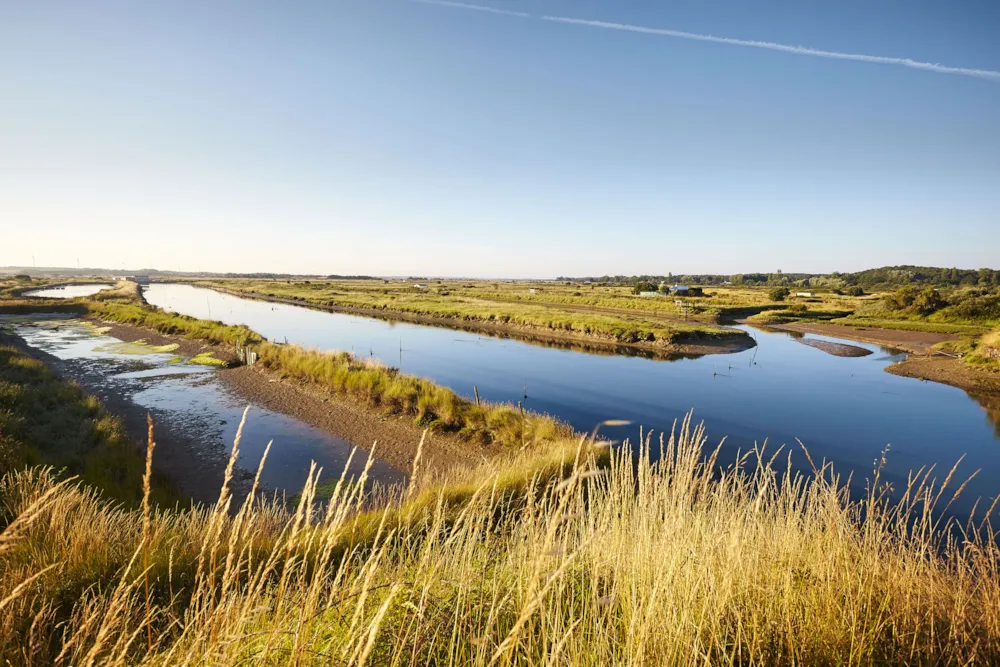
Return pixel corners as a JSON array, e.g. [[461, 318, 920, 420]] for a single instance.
[[558, 266, 1000, 289]]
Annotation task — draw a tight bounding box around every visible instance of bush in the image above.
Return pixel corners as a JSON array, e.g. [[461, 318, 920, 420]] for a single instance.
[[769, 287, 790, 301], [845, 286, 865, 297]]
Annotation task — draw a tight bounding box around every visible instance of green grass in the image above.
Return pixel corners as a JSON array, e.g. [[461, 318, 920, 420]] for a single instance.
[[833, 317, 991, 335], [92, 341, 181, 355], [257, 342, 573, 448], [195, 279, 749, 347], [86, 301, 262, 347], [187, 351, 227, 366], [0, 344, 175, 507]]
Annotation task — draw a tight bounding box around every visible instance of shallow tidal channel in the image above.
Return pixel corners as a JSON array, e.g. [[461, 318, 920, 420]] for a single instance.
[[142, 283, 1000, 517], [3, 316, 404, 502]]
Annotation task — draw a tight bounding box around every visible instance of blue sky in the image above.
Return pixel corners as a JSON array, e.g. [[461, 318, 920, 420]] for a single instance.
[[1, 0, 998, 277]]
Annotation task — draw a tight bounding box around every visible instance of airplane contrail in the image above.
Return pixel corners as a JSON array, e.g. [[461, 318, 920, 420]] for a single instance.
[[410, 0, 1000, 82], [411, 0, 529, 18], [541, 16, 1000, 81]]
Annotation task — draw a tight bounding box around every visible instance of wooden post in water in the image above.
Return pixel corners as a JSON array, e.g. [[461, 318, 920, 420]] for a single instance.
[[474, 385, 480, 406]]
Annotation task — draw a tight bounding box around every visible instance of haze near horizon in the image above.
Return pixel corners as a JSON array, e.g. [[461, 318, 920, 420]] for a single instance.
[[2, 0, 998, 277]]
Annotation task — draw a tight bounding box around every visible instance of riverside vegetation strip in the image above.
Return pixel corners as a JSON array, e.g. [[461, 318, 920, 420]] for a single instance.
[[188, 278, 756, 354]]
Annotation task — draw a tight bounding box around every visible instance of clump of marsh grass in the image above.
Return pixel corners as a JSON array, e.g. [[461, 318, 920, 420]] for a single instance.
[[256, 342, 572, 448], [86, 301, 261, 347], [2, 412, 999, 665]]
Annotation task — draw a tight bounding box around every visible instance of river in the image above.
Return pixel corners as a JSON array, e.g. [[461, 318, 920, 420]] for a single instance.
[[142, 283, 1000, 514]]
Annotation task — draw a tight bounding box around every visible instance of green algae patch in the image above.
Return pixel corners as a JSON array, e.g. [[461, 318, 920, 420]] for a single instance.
[[94, 340, 180, 355], [187, 352, 227, 366]]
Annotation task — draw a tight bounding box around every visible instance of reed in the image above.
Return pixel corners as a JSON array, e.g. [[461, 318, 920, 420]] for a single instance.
[[1, 414, 998, 665]]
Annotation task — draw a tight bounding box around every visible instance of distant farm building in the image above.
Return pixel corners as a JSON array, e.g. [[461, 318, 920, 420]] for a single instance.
[[413, 283, 429, 289], [670, 285, 703, 296], [638, 291, 661, 297], [116, 275, 149, 285], [529, 288, 537, 294], [795, 291, 815, 298]]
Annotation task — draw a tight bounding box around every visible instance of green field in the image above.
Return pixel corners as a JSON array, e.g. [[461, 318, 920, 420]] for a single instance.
[[192, 278, 753, 348]]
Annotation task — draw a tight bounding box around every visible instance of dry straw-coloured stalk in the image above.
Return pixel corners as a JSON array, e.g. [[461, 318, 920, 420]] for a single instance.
[[0, 411, 999, 665]]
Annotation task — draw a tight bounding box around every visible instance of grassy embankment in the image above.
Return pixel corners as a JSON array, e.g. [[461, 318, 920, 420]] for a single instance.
[[0, 344, 174, 506], [2, 413, 999, 664], [191, 279, 749, 347]]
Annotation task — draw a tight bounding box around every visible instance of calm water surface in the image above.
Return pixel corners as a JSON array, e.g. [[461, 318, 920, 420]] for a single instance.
[[5, 316, 403, 495], [24, 284, 112, 298], [143, 283, 1000, 513]]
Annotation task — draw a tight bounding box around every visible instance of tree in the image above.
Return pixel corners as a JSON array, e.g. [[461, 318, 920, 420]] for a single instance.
[[632, 281, 656, 295], [845, 286, 865, 297], [769, 287, 790, 301], [912, 286, 945, 315]]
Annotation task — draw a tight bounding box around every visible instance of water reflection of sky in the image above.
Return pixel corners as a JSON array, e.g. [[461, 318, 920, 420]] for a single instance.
[[23, 284, 111, 298], [7, 317, 404, 494], [143, 284, 1000, 515]]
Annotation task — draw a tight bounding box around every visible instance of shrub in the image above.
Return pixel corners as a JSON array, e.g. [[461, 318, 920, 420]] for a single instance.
[[769, 287, 790, 301], [845, 286, 865, 296]]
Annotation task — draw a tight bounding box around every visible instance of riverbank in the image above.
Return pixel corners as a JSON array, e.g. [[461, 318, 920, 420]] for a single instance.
[[219, 364, 479, 474], [192, 282, 756, 358], [763, 320, 957, 354], [80, 312, 547, 476], [763, 320, 1000, 397], [0, 328, 245, 505], [886, 355, 1000, 395]]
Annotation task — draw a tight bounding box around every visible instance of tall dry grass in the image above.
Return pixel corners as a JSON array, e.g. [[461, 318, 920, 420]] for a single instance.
[[1, 414, 998, 665]]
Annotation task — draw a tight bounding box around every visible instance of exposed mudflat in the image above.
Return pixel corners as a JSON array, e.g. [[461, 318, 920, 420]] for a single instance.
[[768, 322, 956, 354], [887, 355, 1000, 395], [0, 326, 236, 505], [795, 338, 873, 358], [219, 364, 483, 476], [3, 317, 406, 505], [92, 318, 238, 363]]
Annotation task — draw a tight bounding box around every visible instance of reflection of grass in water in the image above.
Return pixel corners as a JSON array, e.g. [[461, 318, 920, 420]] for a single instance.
[[187, 352, 226, 366], [969, 391, 1000, 437], [166, 355, 185, 365], [94, 340, 180, 355]]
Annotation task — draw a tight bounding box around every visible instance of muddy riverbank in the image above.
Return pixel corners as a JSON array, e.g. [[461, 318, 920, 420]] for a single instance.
[[219, 365, 480, 475], [886, 355, 1000, 395], [766, 321, 956, 354], [0, 327, 237, 504], [191, 283, 755, 359], [88, 315, 485, 475], [3, 317, 407, 504]]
